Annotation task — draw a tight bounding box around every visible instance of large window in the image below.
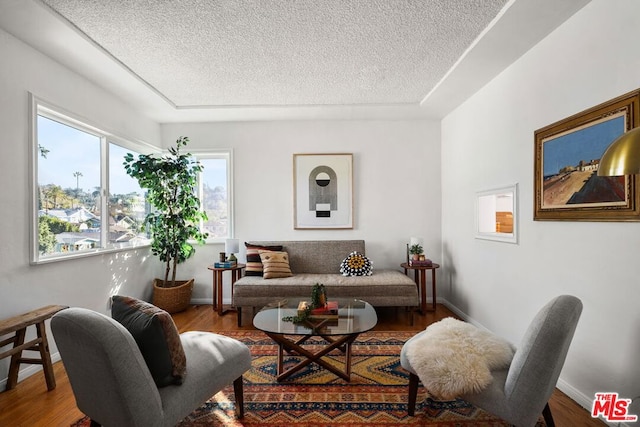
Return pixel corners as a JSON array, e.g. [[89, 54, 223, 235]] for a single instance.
[[197, 153, 233, 241], [32, 98, 153, 263], [31, 97, 233, 263], [108, 143, 150, 248]]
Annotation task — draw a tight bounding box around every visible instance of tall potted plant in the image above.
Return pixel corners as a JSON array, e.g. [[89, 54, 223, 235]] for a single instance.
[[124, 136, 208, 313]]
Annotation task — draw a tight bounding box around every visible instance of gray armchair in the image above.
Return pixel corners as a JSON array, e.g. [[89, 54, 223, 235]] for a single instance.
[[51, 307, 252, 427], [400, 295, 583, 427]]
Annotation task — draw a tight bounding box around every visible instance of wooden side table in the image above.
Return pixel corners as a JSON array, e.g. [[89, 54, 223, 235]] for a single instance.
[[401, 262, 440, 314], [207, 263, 245, 315], [0, 304, 68, 391]]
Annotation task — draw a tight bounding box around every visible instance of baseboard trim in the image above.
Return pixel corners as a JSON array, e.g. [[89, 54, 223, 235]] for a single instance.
[[439, 298, 491, 331], [439, 298, 609, 423], [1, 352, 61, 392], [191, 298, 214, 305], [556, 378, 592, 411]]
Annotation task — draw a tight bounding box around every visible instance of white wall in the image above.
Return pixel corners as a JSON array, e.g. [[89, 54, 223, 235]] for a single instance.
[[0, 24, 442, 390], [162, 120, 442, 303], [0, 29, 161, 386], [9, 0, 630, 412], [441, 0, 640, 411]]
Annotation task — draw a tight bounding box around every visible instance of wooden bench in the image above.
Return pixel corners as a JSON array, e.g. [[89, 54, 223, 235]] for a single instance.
[[0, 305, 68, 391]]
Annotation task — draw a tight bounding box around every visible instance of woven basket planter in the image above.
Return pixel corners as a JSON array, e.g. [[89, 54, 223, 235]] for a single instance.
[[152, 278, 194, 313]]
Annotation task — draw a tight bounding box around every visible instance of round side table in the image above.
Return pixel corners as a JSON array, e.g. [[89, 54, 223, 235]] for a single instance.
[[401, 262, 440, 314], [207, 263, 245, 315]]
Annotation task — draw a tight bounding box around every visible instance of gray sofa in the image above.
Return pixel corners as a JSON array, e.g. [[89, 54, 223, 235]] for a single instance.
[[233, 240, 419, 326]]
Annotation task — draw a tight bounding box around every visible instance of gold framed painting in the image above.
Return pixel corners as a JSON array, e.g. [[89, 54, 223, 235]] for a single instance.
[[293, 153, 353, 229], [534, 89, 640, 221]]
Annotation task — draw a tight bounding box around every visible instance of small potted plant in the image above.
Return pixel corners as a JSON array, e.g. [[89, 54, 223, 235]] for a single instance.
[[409, 243, 424, 261], [124, 136, 208, 313], [283, 283, 328, 323]]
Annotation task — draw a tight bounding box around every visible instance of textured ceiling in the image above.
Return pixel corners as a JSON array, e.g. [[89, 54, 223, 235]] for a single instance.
[[0, 0, 591, 121], [40, 0, 507, 107]]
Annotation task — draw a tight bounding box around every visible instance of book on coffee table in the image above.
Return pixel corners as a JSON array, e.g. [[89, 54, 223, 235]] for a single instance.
[[297, 301, 339, 319], [310, 301, 339, 319]]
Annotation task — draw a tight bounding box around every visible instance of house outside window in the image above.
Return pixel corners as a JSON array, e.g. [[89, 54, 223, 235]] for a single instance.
[[196, 153, 234, 241], [32, 98, 154, 263], [31, 96, 233, 263]]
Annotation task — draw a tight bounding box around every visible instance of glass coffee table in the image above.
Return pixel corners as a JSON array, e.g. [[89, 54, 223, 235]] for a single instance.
[[253, 298, 378, 382]]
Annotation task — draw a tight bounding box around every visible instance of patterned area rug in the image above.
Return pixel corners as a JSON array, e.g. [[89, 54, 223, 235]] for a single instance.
[[72, 331, 544, 426]]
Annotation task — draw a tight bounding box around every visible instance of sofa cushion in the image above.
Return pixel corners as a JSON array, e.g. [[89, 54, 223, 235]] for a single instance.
[[245, 242, 283, 276], [233, 271, 419, 308], [340, 251, 373, 276], [259, 250, 293, 279], [111, 295, 187, 387]]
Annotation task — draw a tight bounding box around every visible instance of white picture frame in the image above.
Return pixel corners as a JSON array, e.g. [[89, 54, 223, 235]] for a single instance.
[[475, 183, 518, 244], [293, 153, 353, 229]]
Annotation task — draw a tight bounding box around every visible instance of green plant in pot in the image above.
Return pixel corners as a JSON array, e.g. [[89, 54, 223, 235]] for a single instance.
[[124, 136, 208, 313], [409, 243, 423, 261], [282, 283, 327, 323]]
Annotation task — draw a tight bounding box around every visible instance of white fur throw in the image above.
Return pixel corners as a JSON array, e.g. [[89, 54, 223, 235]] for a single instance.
[[405, 317, 514, 400]]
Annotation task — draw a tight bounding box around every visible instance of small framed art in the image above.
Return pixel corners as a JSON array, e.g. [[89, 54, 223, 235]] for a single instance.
[[475, 184, 518, 244]]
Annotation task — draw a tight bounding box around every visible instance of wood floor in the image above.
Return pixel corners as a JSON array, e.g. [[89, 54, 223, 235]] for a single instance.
[[0, 304, 604, 427]]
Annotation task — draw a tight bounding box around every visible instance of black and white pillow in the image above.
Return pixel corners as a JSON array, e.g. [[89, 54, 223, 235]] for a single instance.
[[340, 251, 373, 276]]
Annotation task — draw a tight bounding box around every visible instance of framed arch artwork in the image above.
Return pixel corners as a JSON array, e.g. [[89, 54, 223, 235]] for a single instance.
[[293, 153, 353, 229]]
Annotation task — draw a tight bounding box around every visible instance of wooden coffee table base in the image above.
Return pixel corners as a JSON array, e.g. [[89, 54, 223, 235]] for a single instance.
[[265, 331, 360, 382]]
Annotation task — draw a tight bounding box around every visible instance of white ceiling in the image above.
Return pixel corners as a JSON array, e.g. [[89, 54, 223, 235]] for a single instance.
[[0, 0, 590, 123]]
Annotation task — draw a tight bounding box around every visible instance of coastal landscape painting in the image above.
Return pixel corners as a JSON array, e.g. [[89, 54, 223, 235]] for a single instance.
[[534, 90, 640, 221], [541, 114, 626, 209]]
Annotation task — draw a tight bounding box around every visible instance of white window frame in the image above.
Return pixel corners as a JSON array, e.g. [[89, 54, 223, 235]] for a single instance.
[[475, 183, 519, 244], [191, 149, 234, 243], [29, 94, 158, 264]]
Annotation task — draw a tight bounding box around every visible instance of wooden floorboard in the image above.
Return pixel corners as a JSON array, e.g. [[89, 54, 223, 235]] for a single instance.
[[0, 304, 604, 426]]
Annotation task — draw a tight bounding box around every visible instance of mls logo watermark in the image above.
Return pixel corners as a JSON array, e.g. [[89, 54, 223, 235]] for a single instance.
[[592, 393, 638, 422]]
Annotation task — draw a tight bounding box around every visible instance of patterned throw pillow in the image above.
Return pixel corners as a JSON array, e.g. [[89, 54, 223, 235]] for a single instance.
[[259, 250, 293, 279], [245, 242, 283, 276], [340, 251, 373, 276], [111, 295, 186, 387]]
